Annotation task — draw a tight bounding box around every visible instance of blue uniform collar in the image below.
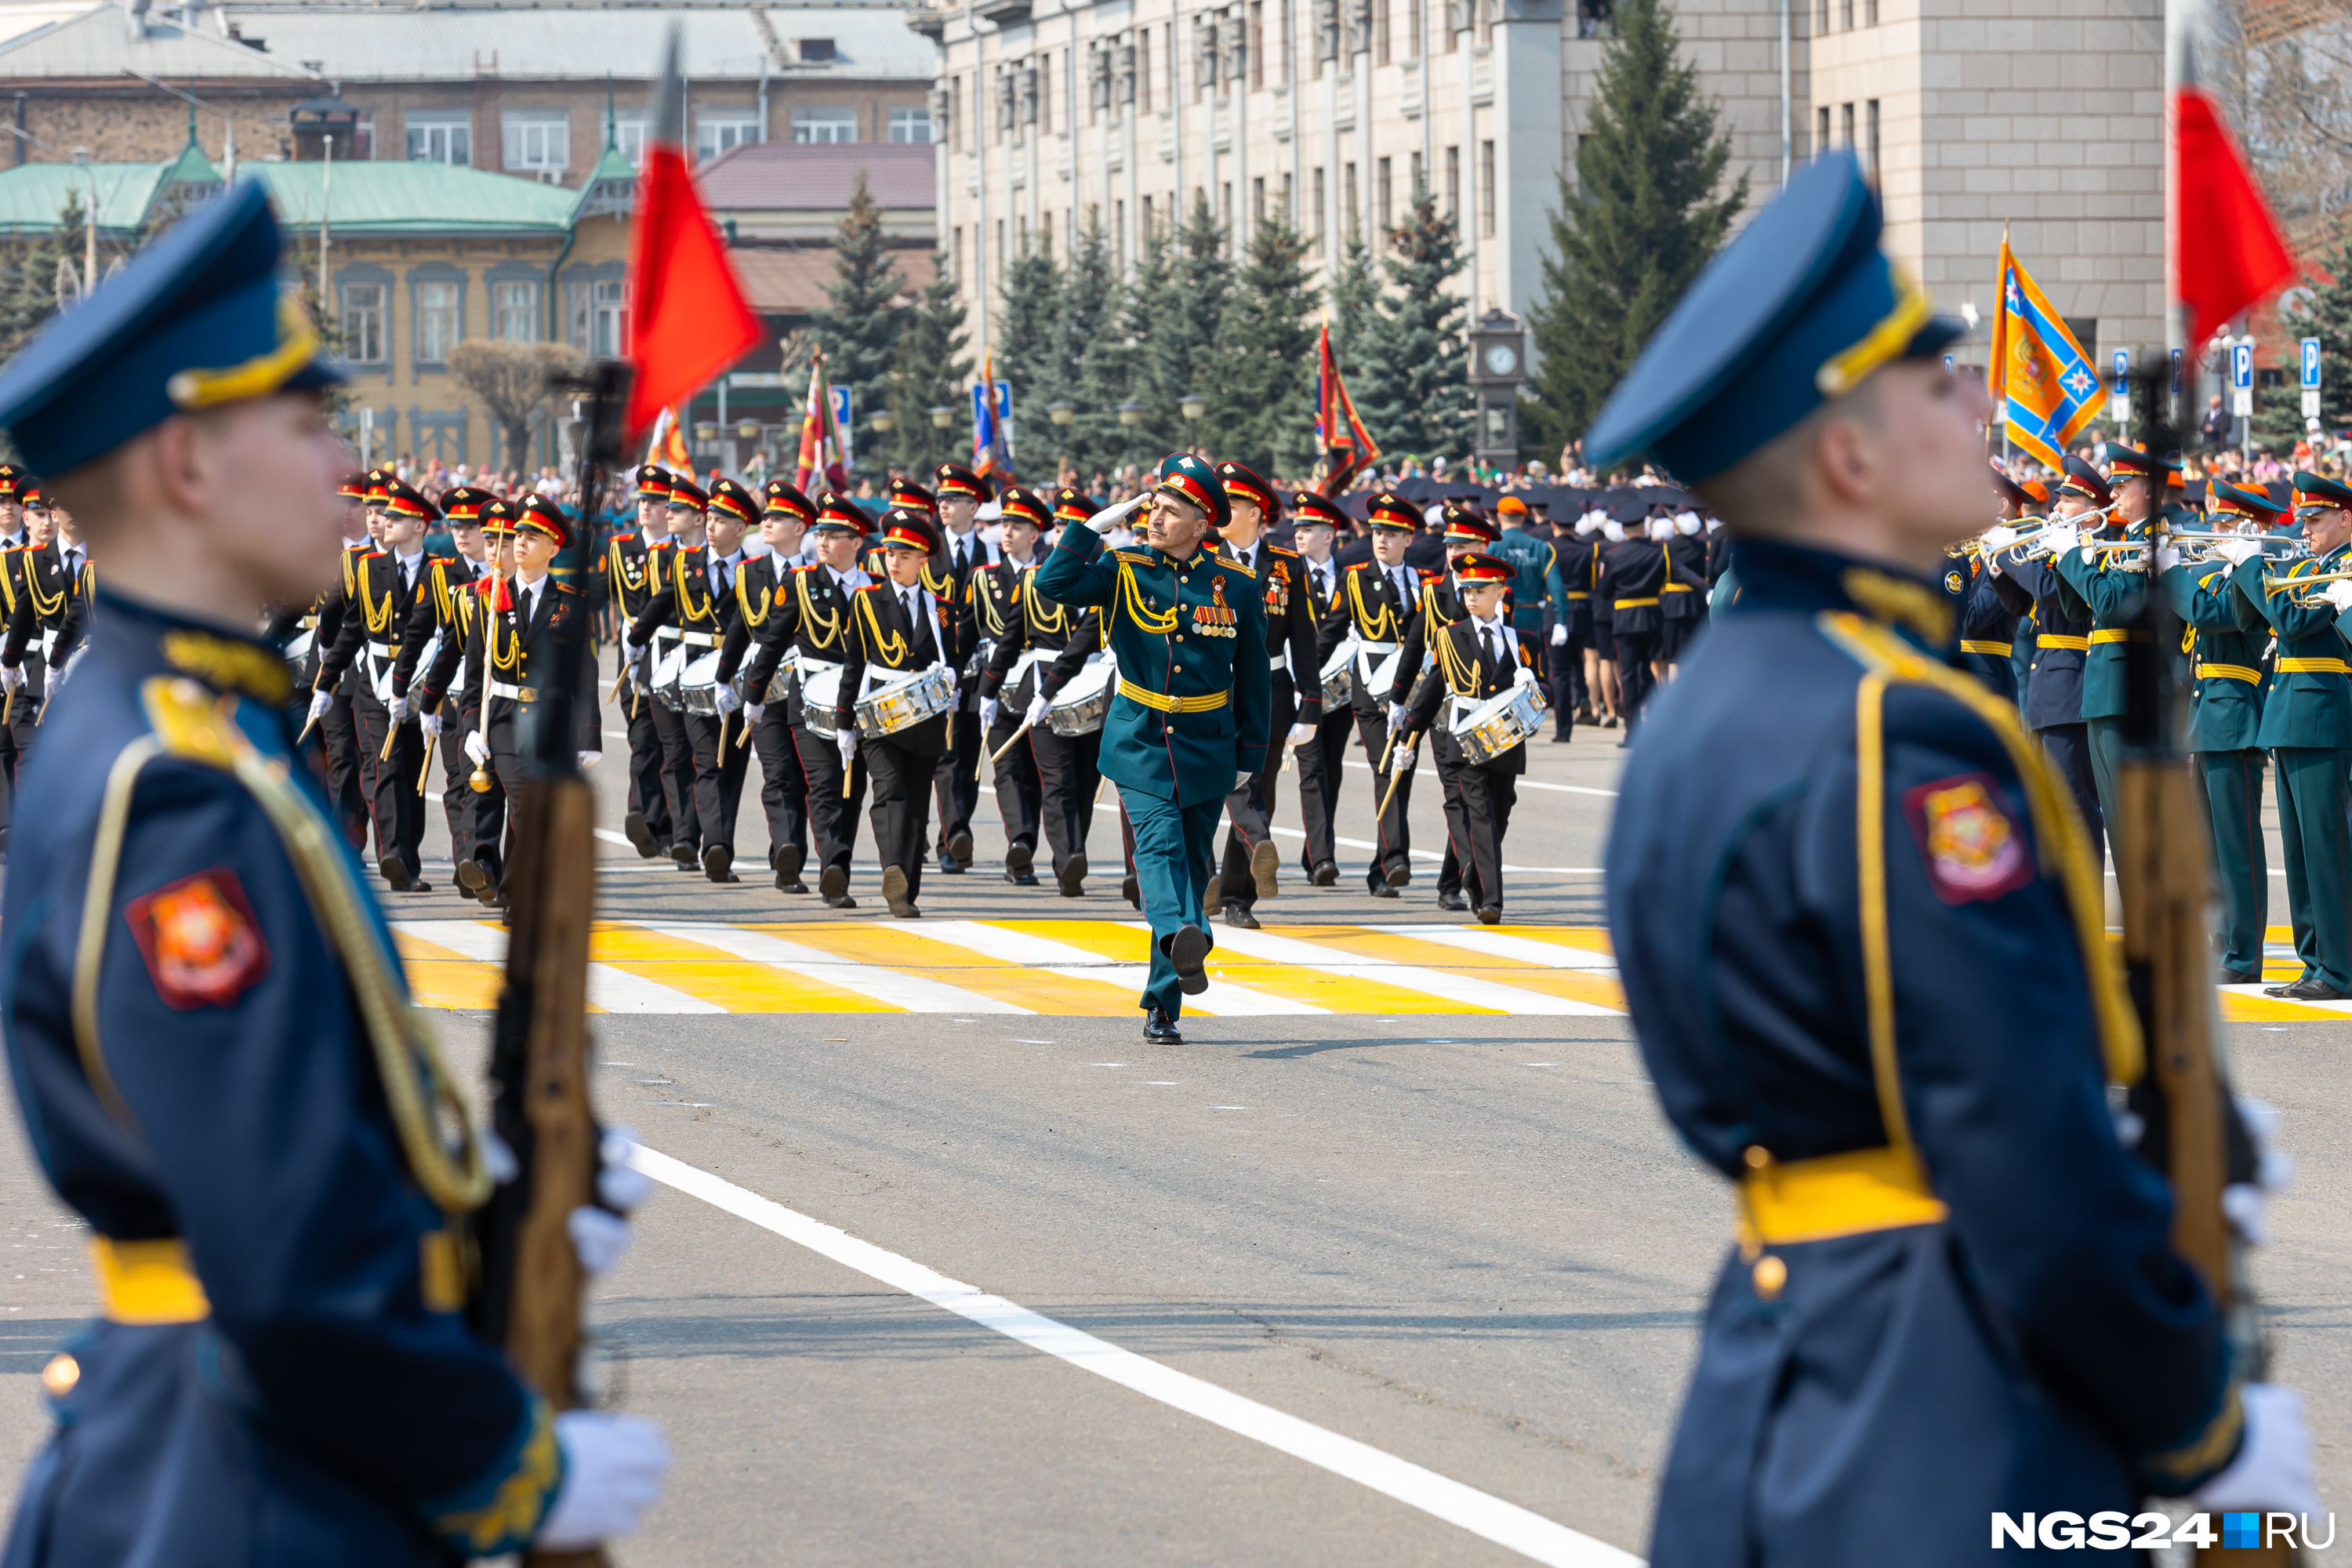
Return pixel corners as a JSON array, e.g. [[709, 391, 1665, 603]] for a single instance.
[[1726, 536, 1956, 654], [93, 585, 294, 706]]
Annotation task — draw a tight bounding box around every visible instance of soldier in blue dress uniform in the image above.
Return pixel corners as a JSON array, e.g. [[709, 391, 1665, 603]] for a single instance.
[[0, 183, 667, 1566], [1588, 151, 2308, 1566], [1035, 453, 1270, 1044]]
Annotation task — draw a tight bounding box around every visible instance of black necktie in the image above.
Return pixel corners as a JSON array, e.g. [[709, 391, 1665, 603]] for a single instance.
[[1483, 625, 1500, 673]]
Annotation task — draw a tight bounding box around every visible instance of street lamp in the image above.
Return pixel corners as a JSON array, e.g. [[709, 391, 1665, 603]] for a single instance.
[[1047, 401, 1075, 426], [735, 419, 760, 441], [870, 409, 898, 434], [928, 405, 955, 430], [693, 422, 717, 442], [1178, 394, 1207, 423], [1116, 402, 1142, 427]]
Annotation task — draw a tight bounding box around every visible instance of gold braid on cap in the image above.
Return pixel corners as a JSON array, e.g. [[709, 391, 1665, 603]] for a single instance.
[[1816, 263, 1933, 399], [166, 299, 321, 411]]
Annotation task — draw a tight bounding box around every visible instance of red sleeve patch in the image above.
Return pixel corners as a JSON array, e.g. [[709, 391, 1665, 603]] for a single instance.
[[1900, 772, 2033, 903], [124, 869, 270, 1009]]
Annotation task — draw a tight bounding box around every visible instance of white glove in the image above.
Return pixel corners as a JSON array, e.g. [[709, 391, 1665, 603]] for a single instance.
[[981, 696, 1000, 731], [2218, 536, 2262, 566], [1233, 769, 1252, 794], [1513, 662, 1536, 688], [2154, 544, 2183, 572], [1287, 722, 1314, 746], [713, 684, 740, 714], [1025, 693, 1051, 729], [576, 750, 601, 769], [1548, 622, 1568, 647], [307, 688, 334, 723], [2190, 1385, 2321, 1519], [619, 632, 641, 661], [2078, 543, 2102, 566], [744, 701, 765, 724], [535, 1411, 673, 1550], [1387, 702, 1410, 733], [2039, 522, 2081, 557], [1087, 493, 1150, 535], [1981, 524, 2017, 551], [1394, 740, 1417, 771], [421, 711, 444, 739], [1602, 521, 1627, 543], [567, 1207, 632, 1276], [837, 728, 857, 767], [464, 730, 491, 767], [2324, 579, 2352, 614], [389, 694, 410, 726]]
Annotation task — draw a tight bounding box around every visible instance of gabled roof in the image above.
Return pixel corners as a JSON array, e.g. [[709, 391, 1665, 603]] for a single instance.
[[730, 244, 935, 314], [0, 4, 319, 79], [240, 160, 579, 234], [0, 159, 180, 234], [572, 141, 637, 221], [699, 141, 934, 212]]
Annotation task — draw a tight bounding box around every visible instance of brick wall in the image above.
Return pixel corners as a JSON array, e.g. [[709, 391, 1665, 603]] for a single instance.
[[3, 88, 306, 167]]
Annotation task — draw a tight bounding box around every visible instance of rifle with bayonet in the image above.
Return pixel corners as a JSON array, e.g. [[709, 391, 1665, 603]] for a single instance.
[[467, 358, 631, 1568]]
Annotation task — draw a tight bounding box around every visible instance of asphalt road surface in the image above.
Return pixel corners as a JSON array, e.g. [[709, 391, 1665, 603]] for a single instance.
[[2, 665, 2347, 1565]]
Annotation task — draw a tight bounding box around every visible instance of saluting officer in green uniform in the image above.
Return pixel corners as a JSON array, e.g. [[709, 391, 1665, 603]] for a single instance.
[[1035, 453, 1271, 1045], [2231, 470, 2352, 1000], [2159, 480, 2278, 985], [2050, 445, 2170, 837]]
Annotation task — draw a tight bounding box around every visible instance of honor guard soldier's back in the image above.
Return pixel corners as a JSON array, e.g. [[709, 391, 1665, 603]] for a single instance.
[[1586, 152, 2305, 1566], [0, 181, 667, 1564]]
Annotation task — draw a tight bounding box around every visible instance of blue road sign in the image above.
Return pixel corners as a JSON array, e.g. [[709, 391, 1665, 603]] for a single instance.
[[2112, 349, 2130, 395], [2233, 342, 2255, 390], [830, 385, 853, 430], [2304, 338, 2324, 389]]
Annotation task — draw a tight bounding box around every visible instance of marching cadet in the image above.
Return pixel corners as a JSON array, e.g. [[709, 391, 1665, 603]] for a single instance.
[[2161, 480, 2277, 985], [840, 506, 957, 919], [1591, 151, 2305, 1567], [631, 477, 753, 884], [1388, 501, 1494, 913], [0, 179, 665, 1566], [1986, 453, 2108, 863], [2053, 444, 2172, 836], [1316, 491, 1426, 897], [1490, 494, 1570, 737], [2233, 470, 2352, 1001], [412, 496, 513, 903], [1207, 460, 1320, 929], [392, 485, 493, 898], [1659, 506, 1711, 672], [312, 479, 444, 892], [929, 465, 995, 878], [610, 463, 679, 860], [712, 478, 818, 892], [1595, 509, 1668, 738], [1389, 551, 1536, 924], [1287, 491, 1351, 885], [768, 492, 874, 907], [0, 488, 64, 761], [970, 485, 1049, 886], [626, 476, 711, 871], [1951, 463, 2039, 700], [1036, 455, 1269, 1043], [308, 472, 376, 851]]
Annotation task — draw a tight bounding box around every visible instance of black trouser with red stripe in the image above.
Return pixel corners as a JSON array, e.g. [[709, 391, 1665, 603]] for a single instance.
[[1219, 673, 1298, 912], [750, 704, 808, 872], [649, 695, 702, 855], [352, 685, 426, 877], [1353, 702, 1414, 890], [684, 709, 753, 862], [1435, 737, 1518, 913], [1032, 725, 1100, 883]]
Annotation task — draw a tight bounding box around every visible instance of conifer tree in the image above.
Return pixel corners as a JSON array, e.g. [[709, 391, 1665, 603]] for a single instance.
[[1357, 187, 1475, 461], [884, 253, 974, 474], [1326, 226, 1380, 387], [808, 172, 906, 463], [2255, 223, 2352, 452], [993, 238, 1063, 461], [1206, 216, 1317, 477], [1154, 193, 1232, 454], [1120, 228, 1183, 466], [1061, 212, 1134, 478], [1522, 0, 1744, 466]]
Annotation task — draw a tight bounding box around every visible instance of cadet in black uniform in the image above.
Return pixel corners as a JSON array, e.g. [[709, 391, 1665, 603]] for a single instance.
[[609, 464, 678, 858], [630, 477, 753, 883], [1596, 514, 1670, 735], [392, 485, 492, 895], [1316, 491, 1428, 895], [714, 478, 818, 892], [841, 507, 956, 918], [930, 463, 998, 873], [1287, 491, 1352, 884], [970, 485, 1049, 885]]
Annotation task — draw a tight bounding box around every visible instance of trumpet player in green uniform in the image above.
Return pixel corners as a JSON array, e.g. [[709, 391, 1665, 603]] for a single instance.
[[2050, 445, 2172, 837]]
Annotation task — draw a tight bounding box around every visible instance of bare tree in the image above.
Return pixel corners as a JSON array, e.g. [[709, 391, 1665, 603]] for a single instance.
[[2205, 0, 2352, 245], [449, 340, 587, 473]]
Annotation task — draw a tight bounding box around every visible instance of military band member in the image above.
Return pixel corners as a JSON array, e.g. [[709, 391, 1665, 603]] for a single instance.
[[1490, 494, 1569, 737], [2161, 480, 2277, 985], [626, 476, 712, 869], [971, 485, 1051, 886], [1391, 551, 1535, 923], [0, 488, 74, 762], [1951, 463, 2039, 700], [392, 485, 492, 897], [309, 473, 376, 851], [1208, 460, 1320, 929], [630, 477, 753, 883], [1595, 512, 1670, 737], [2234, 470, 2352, 1000], [713, 478, 818, 891], [2053, 444, 2172, 836], [1316, 491, 1425, 897], [840, 507, 956, 919], [610, 463, 679, 858], [1036, 454, 1270, 1044], [1986, 453, 2109, 863], [1287, 491, 1351, 885], [411, 496, 510, 902], [1590, 151, 2303, 1566], [1388, 500, 1493, 912], [1659, 507, 1711, 670], [0, 180, 666, 1565]]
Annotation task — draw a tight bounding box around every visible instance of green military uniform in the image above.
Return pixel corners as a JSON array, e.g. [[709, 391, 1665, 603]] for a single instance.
[[2233, 539, 2352, 996], [1033, 454, 1271, 1029], [2050, 518, 2151, 834], [2158, 549, 2270, 980]]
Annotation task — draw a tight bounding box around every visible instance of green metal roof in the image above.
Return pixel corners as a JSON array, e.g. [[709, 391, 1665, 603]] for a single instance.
[[241, 162, 579, 237], [0, 162, 180, 237]]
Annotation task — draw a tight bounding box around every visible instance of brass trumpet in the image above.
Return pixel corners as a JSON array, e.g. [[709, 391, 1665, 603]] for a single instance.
[[2259, 564, 2352, 604]]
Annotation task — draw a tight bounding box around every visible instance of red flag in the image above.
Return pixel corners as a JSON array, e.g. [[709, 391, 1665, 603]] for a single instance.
[[624, 143, 763, 437], [2174, 86, 2294, 350], [1312, 325, 1381, 497]]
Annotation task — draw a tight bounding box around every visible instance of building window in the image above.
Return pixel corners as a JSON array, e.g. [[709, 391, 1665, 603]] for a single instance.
[[1254, 176, 1266, 223], [602, 115, 650, 165], [891, 107, 935, 143], [1410, 149, 1423, 199], [502, 112, 569, 177], [415, 278, 461, 365], [406, 112, 470, 165], [1281, 171, 1293, 224], [340, 281, 387, 364], [1251, 1, 1265, 86], [1140, 29, 1153, 111], [1312, 165, 1326, 253], [1478, 140, 1495, 237], [1864, 0, 1877, 20], [349, 117, 375, 159], [1816, 0, 1828, 31], [1817, 104, 1831, 157], [1445, 144, 1460, 219], [1409, 0, 1422, 56], [1142, 194, 1155, 236], [794, 108, 858, 143], [1281, 0, 1294, 83], [952, 226, 964, 281], [1374, 0, 1390, 63], [799, 37, 837, 60], [1841, 0, 1853, 28], [1219, 181, 1232, 238], [493, 279, 538, 342], [697, 114, 762, 162], [951, 76, 964, 151], [1841, 101, 1856, 150], [1376, 156, 1392, 237], [1342, 161, 1357, 239], [572, 277, 630, 358], [1577, 0, 1614, 37], [1112, 202, 1124, 262], [1865, 98, 1880, 182]]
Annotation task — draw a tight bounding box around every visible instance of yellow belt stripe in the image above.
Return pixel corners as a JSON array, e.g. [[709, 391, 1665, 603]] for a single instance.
[[1736, 1145, 1950, 1247], [1565, 591, 1591, 600], [1116, 677, 1229, 714], [2196, 662, 2263, 684], [2277, 657, 2352, 675], [1662, 583, 1695, 592], [2087, 629, 2150, 644], [1613, 597, 1660, 609], [2036, 633, 2091, 651], [1958, 640, 2013, 655], [88, 1237, 209, 1325]]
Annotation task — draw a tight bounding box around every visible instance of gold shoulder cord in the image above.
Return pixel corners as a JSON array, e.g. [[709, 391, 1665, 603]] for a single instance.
[[857, 590, 909, 666], [674, 550, 713, 626], [360, 557, 394, 636], [1349, 570, 1399, 641], [24, 552, 63, 619], [1116, 560, 1178, 635], [72, 678, 492, 1213], [795, 569, 842, 650], [737, 564, 773, 629], [1818, 612, 2143, 1103], [1025, 567, 1069, 637], [0, 550, 18, 616], [1435, 622, 1478, 698]]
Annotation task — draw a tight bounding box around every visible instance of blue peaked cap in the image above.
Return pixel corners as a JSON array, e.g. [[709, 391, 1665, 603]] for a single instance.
[[0, 181, 341, 476], [1584, 153, 1965, 482]]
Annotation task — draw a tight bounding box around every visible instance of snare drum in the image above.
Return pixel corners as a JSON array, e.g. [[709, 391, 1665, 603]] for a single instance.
[[1047, 657, 1116, 736], [1450, 681, 1549, 765], [1319, 638, 1356, 708], [1363, 648, 1403, 709], [651, 638, 689, 709], [964, 635, 998, 684], [855, 665, 956, 740], [679, 650, 732, 715], [764, 644, 802, 706], [799, 661, 843, 737]]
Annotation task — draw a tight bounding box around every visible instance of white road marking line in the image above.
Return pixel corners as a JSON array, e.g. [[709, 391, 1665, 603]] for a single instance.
[[1265, 826, 1604, 875], [389, 920, 724, 1014], [2221, 981, 2352, 1014], [916, 920, 1326, 1016], [1151, 924, 1617, 1016], [1338, 758, 1618, 798], [594, 828, 636, 848], [640, 923, 1030, 1014], [1383, 925, 1620, 974], [629, 1145, 1642, 1568]]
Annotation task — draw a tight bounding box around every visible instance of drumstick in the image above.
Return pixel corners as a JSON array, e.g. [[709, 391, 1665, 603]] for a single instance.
[[416, 732, 436, 793], [379, 715, 401, 761], [989, 720, 1033, 764], [1377, 731, 1417, 820], [718, 707, 732, 761], [840, 740, 856, 800]]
